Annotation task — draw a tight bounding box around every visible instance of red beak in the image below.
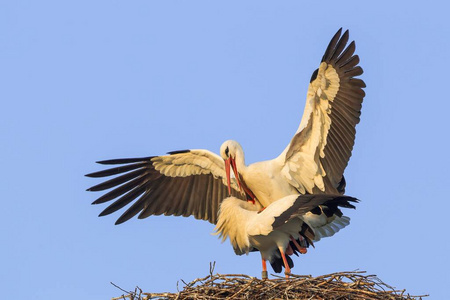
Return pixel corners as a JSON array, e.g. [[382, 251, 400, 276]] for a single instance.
[[225, 157, 232, 195], [230, 157, 242, 191], [225, 157, 242, 195]]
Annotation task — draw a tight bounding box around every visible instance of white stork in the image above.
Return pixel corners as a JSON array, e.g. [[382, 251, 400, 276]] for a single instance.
[[86, 28, 365, 274]]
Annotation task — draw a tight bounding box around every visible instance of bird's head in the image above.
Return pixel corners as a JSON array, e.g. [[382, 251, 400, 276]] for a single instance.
[[220, 140, 244, 195]]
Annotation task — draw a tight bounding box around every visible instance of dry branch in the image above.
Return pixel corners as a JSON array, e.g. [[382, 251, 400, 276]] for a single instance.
[[112, 270, 427, 300]]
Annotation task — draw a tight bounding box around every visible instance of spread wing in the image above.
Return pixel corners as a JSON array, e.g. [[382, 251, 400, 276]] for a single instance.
[[246, 194, 357, 247], [271, 194, 358, 242], [86, 149, 244, 225], [271, 194, 358, 229], [280, 28, 365, 194]]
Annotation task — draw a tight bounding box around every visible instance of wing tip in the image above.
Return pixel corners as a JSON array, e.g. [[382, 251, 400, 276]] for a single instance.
[[322, 27, 349, 62], [167, 149, 191, 155], [96, 156, 154, 165], [114, 215, 129, 225]]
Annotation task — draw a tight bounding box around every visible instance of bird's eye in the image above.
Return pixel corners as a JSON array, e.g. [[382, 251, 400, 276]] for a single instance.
[[225, 147, 229, 157]]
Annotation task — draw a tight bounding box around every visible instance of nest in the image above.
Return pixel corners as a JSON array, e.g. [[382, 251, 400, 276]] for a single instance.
[[112, 266, 427, 300]]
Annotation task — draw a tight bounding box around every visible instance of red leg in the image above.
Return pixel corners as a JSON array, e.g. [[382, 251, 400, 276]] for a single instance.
[[290, 236, 307, 254], [261, 259, 268, 280], [278, 247, 291, 278]]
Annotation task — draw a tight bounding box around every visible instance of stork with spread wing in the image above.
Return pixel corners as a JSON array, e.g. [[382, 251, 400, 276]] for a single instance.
[[86, 28, 365, 275]]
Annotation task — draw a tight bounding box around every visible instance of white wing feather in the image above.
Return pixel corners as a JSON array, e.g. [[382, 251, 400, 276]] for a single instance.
[[280, 62, 340, 194], [152, 150, 240, 191]]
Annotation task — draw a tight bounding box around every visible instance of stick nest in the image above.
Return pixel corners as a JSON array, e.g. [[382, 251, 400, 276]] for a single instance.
[[112, 269, 427, 300]]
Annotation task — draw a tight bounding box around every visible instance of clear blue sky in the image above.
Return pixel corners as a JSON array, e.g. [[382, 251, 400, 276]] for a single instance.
[[1, 1, 448, 299]]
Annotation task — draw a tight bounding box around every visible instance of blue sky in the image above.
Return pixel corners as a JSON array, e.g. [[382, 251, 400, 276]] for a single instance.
[[1, 1, 449, 299]]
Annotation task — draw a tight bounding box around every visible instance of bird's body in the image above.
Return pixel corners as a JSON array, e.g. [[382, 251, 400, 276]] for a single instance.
[[215, 195, 304, 258], [86, 28, 365, 275], [237, 157, 296, 208], [215, 195, 358, 276], [218, 141, 306, 208]]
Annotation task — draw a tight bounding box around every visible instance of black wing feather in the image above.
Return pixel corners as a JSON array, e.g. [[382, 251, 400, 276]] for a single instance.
[[272, 195, 358, 229], [87, 154, 243, 225]]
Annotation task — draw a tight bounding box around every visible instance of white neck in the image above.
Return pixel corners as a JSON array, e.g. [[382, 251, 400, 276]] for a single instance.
[[234, 149, 246, 173]]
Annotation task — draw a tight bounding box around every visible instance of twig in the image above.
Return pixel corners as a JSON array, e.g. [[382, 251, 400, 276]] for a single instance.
[[113, 270, 428, 300]]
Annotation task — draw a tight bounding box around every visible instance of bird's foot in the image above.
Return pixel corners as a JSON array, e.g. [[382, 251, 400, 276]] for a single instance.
[[290, 236, 307, 254]]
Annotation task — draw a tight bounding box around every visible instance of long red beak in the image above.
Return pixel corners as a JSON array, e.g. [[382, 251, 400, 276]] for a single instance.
[[230, 157, 242, 191], [225, 157, 232, 195], [225, 157, 242, 195]]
